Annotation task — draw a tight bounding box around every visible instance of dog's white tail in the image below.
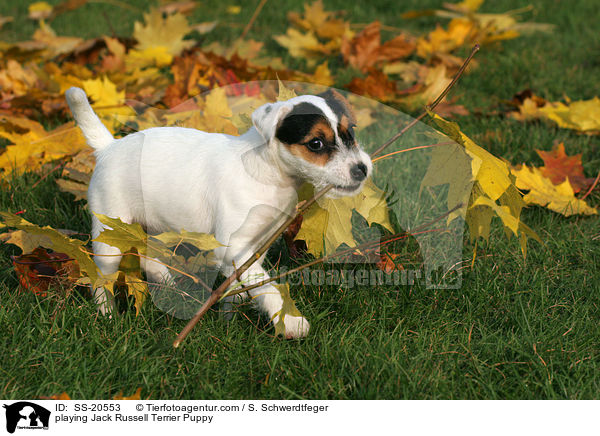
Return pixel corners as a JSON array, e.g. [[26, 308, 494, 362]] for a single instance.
[[65, 87, 114, 150]]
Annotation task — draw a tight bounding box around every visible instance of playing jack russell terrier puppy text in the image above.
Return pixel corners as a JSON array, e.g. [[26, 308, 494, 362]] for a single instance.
[[65, 86, 372, 339]]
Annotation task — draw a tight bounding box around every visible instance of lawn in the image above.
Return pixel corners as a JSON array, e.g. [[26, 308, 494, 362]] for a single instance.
[[0, 0, 599, 399]]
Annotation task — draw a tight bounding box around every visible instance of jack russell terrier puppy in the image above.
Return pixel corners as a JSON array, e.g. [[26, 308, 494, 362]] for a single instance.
[[65, 86, 372, 339]]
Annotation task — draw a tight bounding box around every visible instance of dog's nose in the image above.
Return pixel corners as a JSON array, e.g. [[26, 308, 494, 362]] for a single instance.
[[350, 162, 368, 181]]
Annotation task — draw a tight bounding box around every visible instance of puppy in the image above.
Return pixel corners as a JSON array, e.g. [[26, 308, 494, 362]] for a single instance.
[[65, 86, 372, 338]]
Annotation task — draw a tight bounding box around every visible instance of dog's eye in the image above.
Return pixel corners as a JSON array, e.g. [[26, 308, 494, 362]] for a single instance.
[[307, 138, 324, 151]]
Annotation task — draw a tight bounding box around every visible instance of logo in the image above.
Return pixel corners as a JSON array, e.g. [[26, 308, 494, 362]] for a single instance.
[[3, 402, 50, 434]]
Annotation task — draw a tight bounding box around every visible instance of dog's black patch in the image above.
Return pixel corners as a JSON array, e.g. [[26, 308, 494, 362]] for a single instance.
[[337, 123, 355, 149], [319, 89, 348, 120], [275, 102, 336, 154], [318, 90, 357, 149]]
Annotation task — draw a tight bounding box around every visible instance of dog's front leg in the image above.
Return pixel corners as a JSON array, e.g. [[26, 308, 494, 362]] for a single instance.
[[224, 263, 310, 339]]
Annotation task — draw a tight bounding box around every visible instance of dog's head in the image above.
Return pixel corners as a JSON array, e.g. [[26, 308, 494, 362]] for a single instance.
[[252, 89, 372, 197]]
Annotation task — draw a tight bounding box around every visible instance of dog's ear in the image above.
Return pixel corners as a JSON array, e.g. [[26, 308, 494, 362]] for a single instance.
[[252, 102, 292, 143]]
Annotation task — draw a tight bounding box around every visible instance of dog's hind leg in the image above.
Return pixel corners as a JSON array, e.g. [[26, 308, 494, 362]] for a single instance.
[[89, 214, 123, 316]]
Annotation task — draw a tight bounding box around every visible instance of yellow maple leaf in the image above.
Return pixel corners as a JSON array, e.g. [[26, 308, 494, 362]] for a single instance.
[[133, 8, 194, 57], [295, 180, 393, 257], [0, 117, 88, 176], [539, 97, 600, 133], [273, 28, 338, 64], [416, 18, 474, 58], [429, 111, 512, 201], [125, 46, 173, 70], [271, 283, 304, 338], [82, 76, 134, 129], [511, 95, 600, 134], [511, 165, 597, 216], [311, 61, 334, 86], [401, 64, 452, 109], [428, 112, 541, 255]]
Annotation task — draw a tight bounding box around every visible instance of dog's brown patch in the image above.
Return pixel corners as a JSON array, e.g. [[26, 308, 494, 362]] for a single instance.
[[284, 119, 336, 166], [286, 144, 331, 166]]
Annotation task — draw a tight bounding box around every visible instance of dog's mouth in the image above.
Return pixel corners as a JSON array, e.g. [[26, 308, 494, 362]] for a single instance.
[[333, 182, 362, 193]]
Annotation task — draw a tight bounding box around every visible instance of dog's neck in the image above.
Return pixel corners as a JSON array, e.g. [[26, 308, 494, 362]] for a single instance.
[[239, 127, 301, 190]]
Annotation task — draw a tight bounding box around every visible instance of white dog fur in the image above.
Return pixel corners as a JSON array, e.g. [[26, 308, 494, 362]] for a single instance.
[[65, 86, 372, 339]]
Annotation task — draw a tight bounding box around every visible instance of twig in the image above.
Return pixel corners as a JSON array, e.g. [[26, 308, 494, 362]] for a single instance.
[[370, 44, 479, 158], [371, 141, 454, 163], [581, 170, 600, 200], [239, 0, 268, 41], [31, 163, 63, 190], [102, 11, 117, 38], [172, 45, 480, 348], [226, 224, 451, 298], [228, 0, 268, 57]]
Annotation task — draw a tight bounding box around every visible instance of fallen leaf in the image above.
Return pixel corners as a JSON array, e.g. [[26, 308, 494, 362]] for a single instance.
[[28, 1, 53, 20], [295, 180, 393, 257], [113, 387, 142, 400], [510, 92, 600, 134], [271, 283, 303, 338], [346, 69, 398, 102], [511, 165, 597, 216], [536, 142, 595, 193], [133, 7, 194, 57], [341, 21, 415, 72], [428, 112, 541, 255], [12, 247, 79, 296], [0, 116, 88, 176], [0, 212, 99, 284], [377, 253, 403, 274]]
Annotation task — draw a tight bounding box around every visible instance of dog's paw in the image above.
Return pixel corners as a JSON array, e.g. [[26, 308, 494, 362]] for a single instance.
[[274, 315, 310, 339]]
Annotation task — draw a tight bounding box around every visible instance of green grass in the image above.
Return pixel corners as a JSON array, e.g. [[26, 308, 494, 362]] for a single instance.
[[1, 0, 600, 399]]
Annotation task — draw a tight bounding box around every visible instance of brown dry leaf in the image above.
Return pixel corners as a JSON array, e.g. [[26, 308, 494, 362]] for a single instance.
[[0, 60, 40, 97], [113, 388, 142, 400], [49, 392, 72, 400], [341, 21, 415, 72], [377, 253, 404, 274], [33, 21, 84, 58], [56, 147, 95, 201], [163, 54, 208, 107], [12, 247, 79, 296], [536, 142, 595, 193], [346, 69, 398, 102], [101, 36, 126, 72]]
